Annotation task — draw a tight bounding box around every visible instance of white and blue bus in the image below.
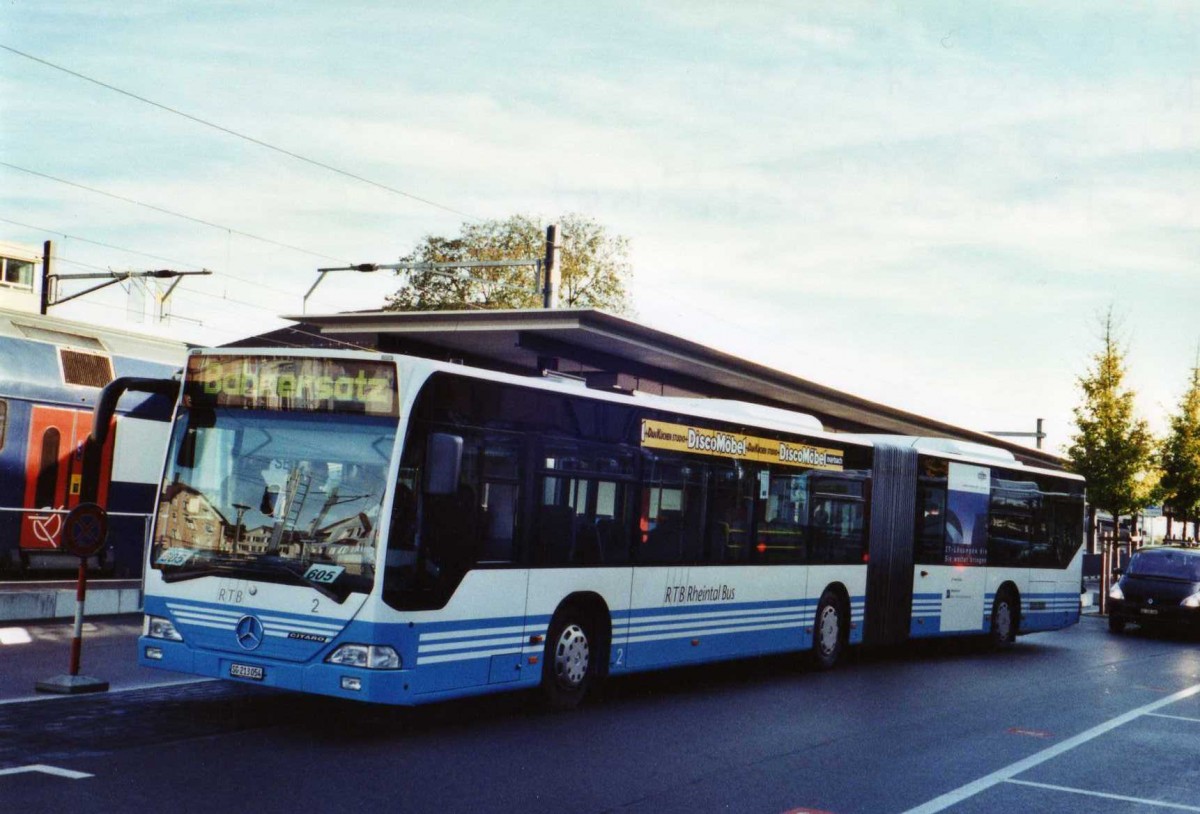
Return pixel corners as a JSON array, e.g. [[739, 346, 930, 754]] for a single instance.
[[136, 349, 1085, 707]]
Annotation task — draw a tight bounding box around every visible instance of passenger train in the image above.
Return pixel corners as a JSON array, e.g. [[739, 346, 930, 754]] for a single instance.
[[0, 306, 186, 576]]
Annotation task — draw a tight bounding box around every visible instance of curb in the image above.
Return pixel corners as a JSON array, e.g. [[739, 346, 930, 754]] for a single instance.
[[0, 584, 142, 625]]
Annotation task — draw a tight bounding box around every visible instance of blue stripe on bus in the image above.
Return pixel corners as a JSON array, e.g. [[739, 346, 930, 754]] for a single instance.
[[406, 597, 869, 668], [910, 590, 1080, 638]]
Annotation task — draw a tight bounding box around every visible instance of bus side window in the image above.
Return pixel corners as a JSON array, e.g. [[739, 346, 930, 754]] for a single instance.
[[914, 458, 948, 565], [760, 470, 806, 564], [478, 436, 520, 563], [705, 462, 751, 563], [639, 454, 705, 564]]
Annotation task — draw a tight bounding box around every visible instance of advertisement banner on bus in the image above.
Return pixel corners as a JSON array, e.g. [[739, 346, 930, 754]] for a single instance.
[[945, 462, 989, 566], [640, 419, 843, 471]]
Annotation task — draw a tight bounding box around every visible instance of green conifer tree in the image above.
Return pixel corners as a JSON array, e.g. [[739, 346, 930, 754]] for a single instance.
[[1159, 356, 1200, 537], [1065, 311, 1155, 613]]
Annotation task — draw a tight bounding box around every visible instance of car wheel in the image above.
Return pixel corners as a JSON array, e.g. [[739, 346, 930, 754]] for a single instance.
[[812, 589, 845, 670], [541, 609, 596, 710], [1108, 615, 1127, 634], [989, 589, 1018, 649]]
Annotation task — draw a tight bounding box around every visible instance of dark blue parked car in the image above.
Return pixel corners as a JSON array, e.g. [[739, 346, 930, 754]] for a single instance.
[[1108, 546, 1200, 633]]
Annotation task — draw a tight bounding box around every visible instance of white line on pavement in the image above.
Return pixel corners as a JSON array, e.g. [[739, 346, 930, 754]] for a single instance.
[[0, 764, 92, 779], [1006, 779, 1200, 812], [902, 682, 1200, 814], [1146, 712, 1200, 724]]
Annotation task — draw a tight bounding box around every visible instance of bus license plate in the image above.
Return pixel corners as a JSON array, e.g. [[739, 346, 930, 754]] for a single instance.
[[1140, 608, 1159, 616], [230, 663, 265, 680]]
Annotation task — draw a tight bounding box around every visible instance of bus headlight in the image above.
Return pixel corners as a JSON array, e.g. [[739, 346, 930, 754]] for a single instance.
[[326, 644, 401, 670], [144, 615, 184, 642], [1108, 584, 1124, 601]]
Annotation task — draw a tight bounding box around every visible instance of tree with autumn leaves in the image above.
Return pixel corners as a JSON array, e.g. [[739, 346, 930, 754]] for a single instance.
[[1159, 359, 1200, 539], [1066, 312, 1155, 614], [385, 213, 632, 314], [1066, 312, 1200, 614]]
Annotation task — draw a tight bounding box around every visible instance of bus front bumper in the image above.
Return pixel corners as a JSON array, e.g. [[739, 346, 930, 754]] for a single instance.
[[138, 636, 415, 704]]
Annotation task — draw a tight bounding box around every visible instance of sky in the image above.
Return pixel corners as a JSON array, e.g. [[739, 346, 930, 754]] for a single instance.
[[1, 2, 1197, 457]]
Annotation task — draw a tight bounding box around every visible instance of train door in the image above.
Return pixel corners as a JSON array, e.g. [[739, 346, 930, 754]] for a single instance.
[[20, 405, 114, 553]]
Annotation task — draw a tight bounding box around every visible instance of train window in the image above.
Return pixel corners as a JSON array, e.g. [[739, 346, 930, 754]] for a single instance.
[[35, 427, 61, 508], [1, 257, 34, 288], [0, 400, 6, 451]]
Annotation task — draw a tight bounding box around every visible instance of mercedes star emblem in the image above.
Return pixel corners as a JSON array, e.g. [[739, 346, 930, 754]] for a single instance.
[[235, 615, 265, 650]]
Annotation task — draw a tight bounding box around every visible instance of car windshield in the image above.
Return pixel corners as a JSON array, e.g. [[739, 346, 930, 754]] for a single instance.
[[150, 406, 396, 600], [1127, 549, 1200, 582]]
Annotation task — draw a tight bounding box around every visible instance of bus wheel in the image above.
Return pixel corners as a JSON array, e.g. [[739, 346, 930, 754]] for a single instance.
[[541, 611, 594, 710], [813, 590, 845, 670], [990, 589, 1018, 649]]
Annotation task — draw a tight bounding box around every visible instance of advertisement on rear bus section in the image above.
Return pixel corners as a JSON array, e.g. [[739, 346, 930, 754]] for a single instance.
[[945, 463, 989, 566]]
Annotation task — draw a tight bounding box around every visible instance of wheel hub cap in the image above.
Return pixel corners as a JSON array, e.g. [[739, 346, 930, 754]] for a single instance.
[[996, 603, 1011, 637], [554, 624, 589, 687], [818, 606, 839, 655]]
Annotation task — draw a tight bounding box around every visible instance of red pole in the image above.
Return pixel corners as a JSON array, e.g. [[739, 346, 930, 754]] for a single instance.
[[68, 557, 88, 676], [36, 502, 108, 694]]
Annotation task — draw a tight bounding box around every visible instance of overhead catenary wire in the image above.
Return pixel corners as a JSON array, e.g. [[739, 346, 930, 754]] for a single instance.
[[3, 217, 343, 303], [7, 235, 388, 346], [0, 44, 481, 222], [0, 216, 201, 268], [0, 161, 349, 264]]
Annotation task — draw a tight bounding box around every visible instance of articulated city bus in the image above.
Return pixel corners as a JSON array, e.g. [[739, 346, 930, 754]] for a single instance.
[[136, 348, 1085, 707]]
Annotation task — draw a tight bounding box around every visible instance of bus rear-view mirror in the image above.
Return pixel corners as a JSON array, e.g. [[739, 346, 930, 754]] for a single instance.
[[260, 484, 280, 516], [424, 433, 463, 495]]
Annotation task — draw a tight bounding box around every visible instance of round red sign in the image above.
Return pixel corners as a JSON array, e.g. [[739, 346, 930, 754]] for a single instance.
[[62, 503, 109, 558]]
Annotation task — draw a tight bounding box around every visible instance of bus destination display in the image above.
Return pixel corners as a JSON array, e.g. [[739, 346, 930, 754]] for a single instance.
[[184, 354, 398, 416]]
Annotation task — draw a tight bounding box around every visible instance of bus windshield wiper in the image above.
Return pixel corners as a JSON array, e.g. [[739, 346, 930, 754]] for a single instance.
[[159, 560, 232, 583], [159, 556, 346, 602]]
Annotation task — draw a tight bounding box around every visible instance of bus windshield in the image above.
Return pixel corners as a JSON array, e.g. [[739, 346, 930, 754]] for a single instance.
[[151, 406, 397, 600]]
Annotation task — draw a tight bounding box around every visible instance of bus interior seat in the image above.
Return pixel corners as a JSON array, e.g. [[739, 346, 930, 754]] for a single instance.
[[644, 510, 683, 562], [537, 504, 576, 564], [595, 517, 626, 563], [572, 520, 603, 565]]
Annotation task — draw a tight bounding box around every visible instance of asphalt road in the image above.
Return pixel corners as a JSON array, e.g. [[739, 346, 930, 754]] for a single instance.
[[2, 613, 1199, 813]]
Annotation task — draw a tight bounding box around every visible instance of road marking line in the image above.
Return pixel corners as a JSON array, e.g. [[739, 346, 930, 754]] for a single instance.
[[0, 764, 92, 779], [1006, 779, 1200, 812], [1146, 713, 1200, 724], [902, 682, 1200, 814]]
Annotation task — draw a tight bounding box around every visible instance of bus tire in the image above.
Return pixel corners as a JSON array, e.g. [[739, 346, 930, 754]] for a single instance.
[[541, 608, 596, 710], [989, 588, 1019, 649], [812, 589, 845, 670]]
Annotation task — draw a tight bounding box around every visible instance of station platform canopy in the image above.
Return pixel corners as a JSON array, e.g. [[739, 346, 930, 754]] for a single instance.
[[233, 307, 1063, 470]]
